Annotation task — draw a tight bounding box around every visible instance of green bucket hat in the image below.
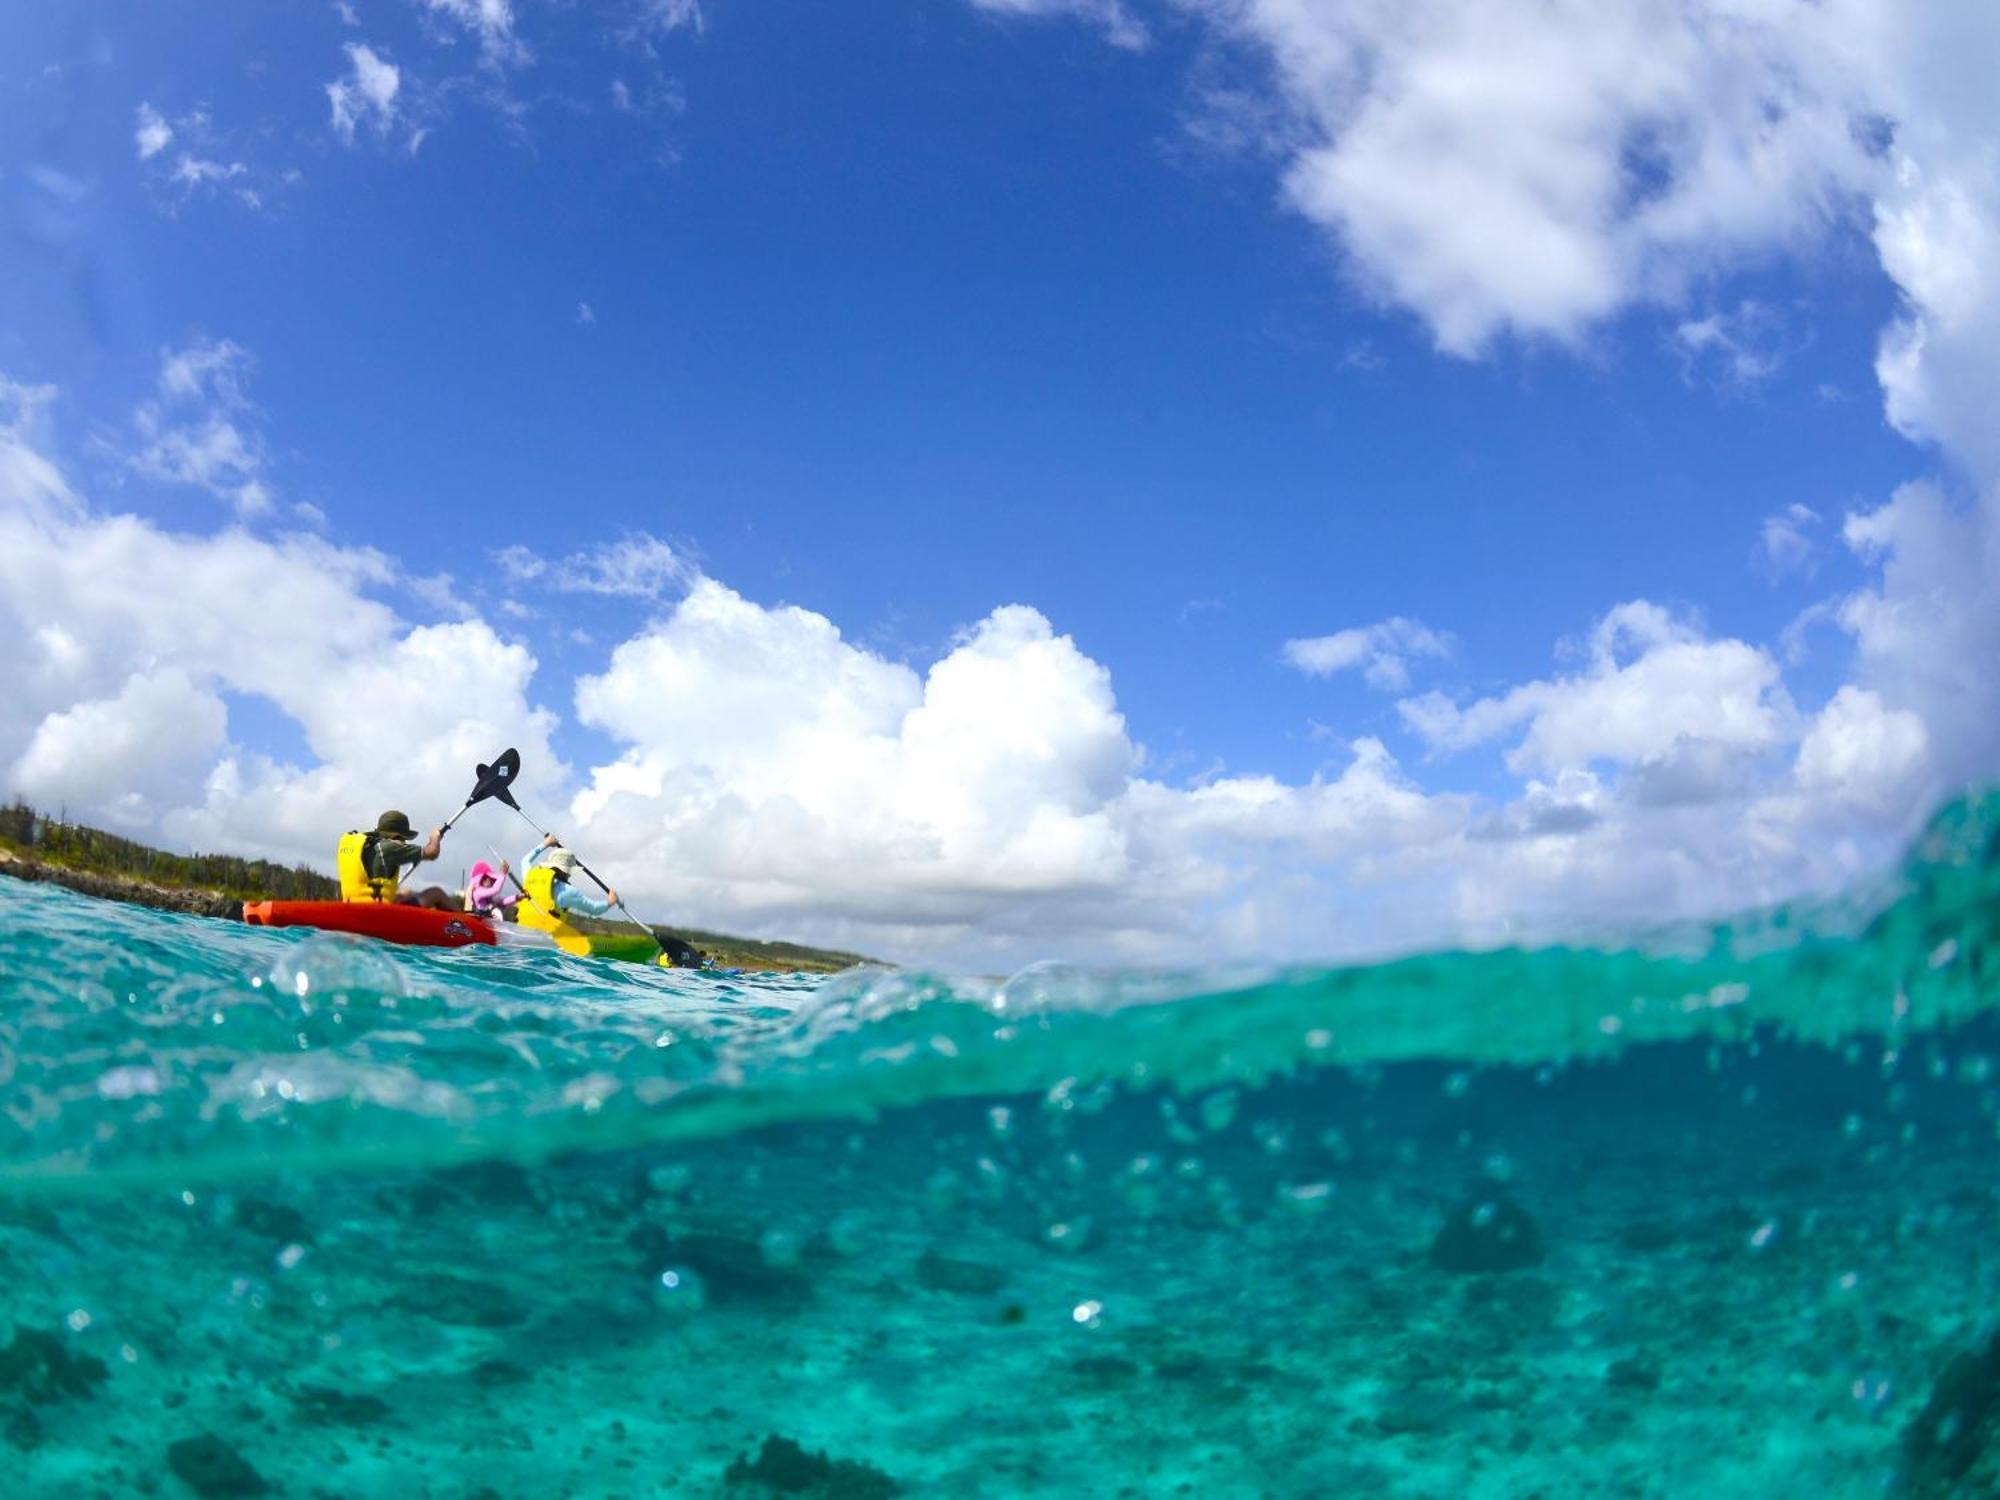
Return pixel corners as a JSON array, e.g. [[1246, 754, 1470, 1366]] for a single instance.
[[374, 810, 415, 838]]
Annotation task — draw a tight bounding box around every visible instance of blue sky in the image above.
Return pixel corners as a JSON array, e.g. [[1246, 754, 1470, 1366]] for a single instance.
[[2, 2, 1995, 963]]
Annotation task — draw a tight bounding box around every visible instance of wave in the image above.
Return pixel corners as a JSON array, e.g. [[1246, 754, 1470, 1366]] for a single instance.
[[0, 789, 1993, 1194]]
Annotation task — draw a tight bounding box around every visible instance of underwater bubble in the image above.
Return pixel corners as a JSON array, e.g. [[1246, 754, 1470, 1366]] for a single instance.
[[652, 1266, 706, 1316], [1749, 1220, 1779, 1251], [824, 1211, 868, 1257], [1117, 1156, 1163, 1213], [1042, 1217, 1095, 1254], [987, 1105, 1013, 1139], [926, 1168, 962, 1209], [1198, 1089, 1238, 1133], [95, 1065, 162, 1100], [992, 960, 1084, 1016], [646, 1163, 693, 1197], [1444, 1070, 1473, 1098], [1851, 1377, 1894, 1415], [1251, 1119, 1291, 1155], [759, 1229, 804, 1270], [1072, 1299, 1103, 1327], [266, 935, 407, 1011], [1278, 1181, 1334, 1215]]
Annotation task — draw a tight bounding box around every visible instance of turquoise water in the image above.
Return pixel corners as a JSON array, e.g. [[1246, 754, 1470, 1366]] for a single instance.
[[2, 794, 1998, 1497]]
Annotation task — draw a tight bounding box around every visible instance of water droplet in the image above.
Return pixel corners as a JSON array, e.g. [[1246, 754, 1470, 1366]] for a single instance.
[[653, 1266, 706, 1316]]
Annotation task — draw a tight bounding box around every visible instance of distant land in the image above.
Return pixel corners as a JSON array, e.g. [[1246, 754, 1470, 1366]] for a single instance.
[[0, 802, 871, 974]]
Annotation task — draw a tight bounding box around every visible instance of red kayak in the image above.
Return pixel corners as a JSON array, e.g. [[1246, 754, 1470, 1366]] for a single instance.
[[243, 900, 498, 948]]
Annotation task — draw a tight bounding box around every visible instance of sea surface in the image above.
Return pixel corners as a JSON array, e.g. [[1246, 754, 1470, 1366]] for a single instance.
[[2, 793, 1998, 1498]]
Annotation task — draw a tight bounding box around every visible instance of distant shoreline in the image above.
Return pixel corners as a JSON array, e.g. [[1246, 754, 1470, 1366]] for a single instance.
[[0, 817, 872, 974]]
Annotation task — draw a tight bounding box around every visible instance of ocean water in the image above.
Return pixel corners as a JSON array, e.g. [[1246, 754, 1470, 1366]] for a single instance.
[[2, 794, 1998, 1499]]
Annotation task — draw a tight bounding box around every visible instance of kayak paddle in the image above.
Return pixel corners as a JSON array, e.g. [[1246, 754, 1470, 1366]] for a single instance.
[[426, 746, 524, 848]]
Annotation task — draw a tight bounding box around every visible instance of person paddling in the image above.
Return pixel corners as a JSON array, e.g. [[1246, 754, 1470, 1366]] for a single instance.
[[336, 811, 455, 909], [517, 834, 619, 931]]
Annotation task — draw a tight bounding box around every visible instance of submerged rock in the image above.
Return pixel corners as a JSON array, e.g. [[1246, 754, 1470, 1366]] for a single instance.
[[914, 1250, 1009, 1295], [1428, 1196, 1546, 1274], [386, 1272, 528, 1328], [231, 1197, 315, 1245], [723, 1434, 900, 1498], [1903, 1329, 2000, 1496], [166, 1434, 269, 1498], [287, 1384, 390, 1426], [628, 1225, 811, 1305], [0, 1326, 109, 1406]]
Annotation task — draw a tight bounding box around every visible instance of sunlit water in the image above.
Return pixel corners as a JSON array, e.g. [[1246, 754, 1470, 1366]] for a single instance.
[[3, 793, 1998, 1497]]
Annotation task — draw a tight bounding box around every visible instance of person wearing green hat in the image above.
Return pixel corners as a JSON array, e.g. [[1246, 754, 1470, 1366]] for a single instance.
[[336, 811, 451, 907]]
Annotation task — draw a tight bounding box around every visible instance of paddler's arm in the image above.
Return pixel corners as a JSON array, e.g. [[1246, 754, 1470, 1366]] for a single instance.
[[553, 883, 617, 919]]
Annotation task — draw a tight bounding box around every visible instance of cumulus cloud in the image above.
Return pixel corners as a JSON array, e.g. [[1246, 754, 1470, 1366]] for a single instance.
[[1793, 685, 1930, 818], [2, 386, 561, 865], [1837, 480, 2000, 793], [1399, 602, 1795, 785], [562, 581, 1481, 957], [327, 43, 402, 142], [1284, 616, 1451, 692], [129, 340, 274, 515], [1168, 0, 1877, 354]]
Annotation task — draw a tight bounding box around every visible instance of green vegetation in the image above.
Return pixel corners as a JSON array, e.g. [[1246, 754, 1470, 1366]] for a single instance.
[[0, 801, 335, 902], [660, 925, 873, 973]]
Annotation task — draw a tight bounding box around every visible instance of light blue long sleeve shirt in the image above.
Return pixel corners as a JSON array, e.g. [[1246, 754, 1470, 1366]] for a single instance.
[[522, 845, 612, 918]]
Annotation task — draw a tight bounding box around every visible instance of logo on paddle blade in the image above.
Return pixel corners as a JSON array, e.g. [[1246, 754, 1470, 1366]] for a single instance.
[[443, 921, 473, 940]]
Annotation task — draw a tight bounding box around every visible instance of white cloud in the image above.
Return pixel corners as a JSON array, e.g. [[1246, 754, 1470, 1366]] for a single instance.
[[576, 301, 596, 325], [497, 533, 693, 600], [133, 106, 269, 210], [1674, 299, 1788, 386], [1793, 685, 1930, 818], [1757, 502, 1822, 579], [1284, 616, 1450, 691], [1837, 480, 2000, 792], [1399, 601, 1794, 785], [327, 43, 401, 142], [1172, 0, 1877, 355], [426, 0, 527, 66], [563, 582, 1478, 956], [134, 103, 172, 160], [14, 670, 228, 821], [969, 0, 1148, 51], [130, 340, 274, 516], [2, 394, 562, 865]]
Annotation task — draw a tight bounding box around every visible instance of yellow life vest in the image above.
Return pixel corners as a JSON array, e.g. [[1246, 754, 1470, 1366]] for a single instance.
[[517, 864, 596, 955], [336, 830, 399, 903], [518, 864, 583, 939]]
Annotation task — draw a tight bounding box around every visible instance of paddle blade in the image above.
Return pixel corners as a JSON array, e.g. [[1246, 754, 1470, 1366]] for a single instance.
[[470, 747, 522, 810]]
